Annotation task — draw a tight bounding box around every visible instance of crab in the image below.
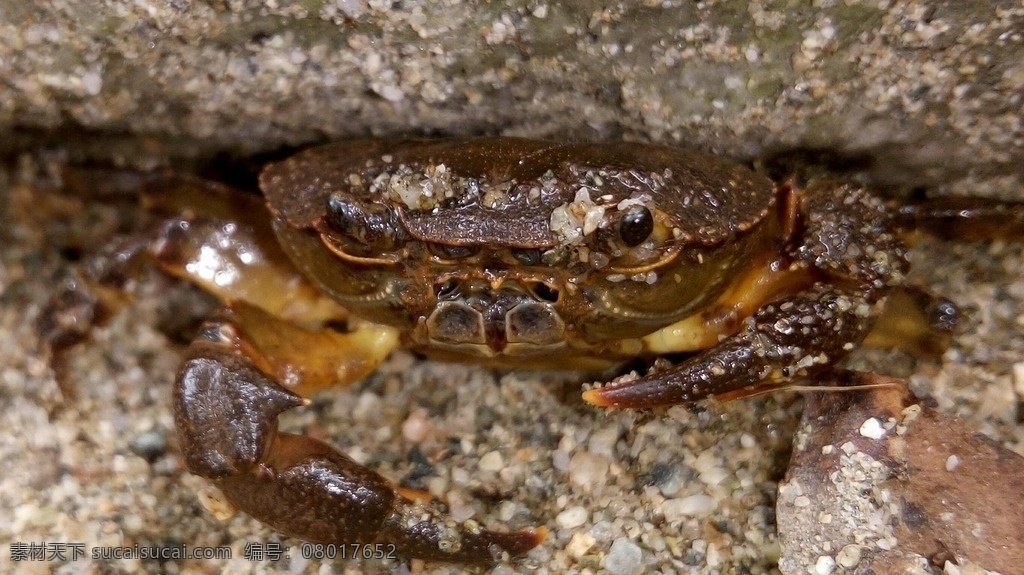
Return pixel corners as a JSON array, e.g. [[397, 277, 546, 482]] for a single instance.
[[37, 137, 1024, 565]]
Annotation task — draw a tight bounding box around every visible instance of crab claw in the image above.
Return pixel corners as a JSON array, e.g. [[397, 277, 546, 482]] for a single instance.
[[584, 285, 875, 409], [175, 330, 543, 565], [582, 341, 763, 409]]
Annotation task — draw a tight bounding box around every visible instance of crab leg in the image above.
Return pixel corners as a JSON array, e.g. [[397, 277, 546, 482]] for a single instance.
[[175, 305, 544, 564], [38, 174, 348, 394], [861, 285, 958, 357], [583, 284, 876, 408], [893, 195, 1024, 241], [640, 252, 817, 354]]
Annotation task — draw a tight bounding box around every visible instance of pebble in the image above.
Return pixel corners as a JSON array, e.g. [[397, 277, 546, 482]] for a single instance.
[[569, 451, 611, 487], [814, 555, 836, 575], [858, 417, 886, 440], [447, 496, 475, 522], [693, 449, 721, 474], [552, 449, 571, 471], [699, 466, 729, 486], [555, 505, 588, 529], [587, 426, 620, 458], [649, 462, 684, 497], [401, 409, 430, 442], [352, 391, 381, 422], [128, 430, 167, 462], [565, 531, 596, 558], [603, 537, 642, 575], [497, 500, 516, 521], [478, 450, 504, 471], [706, 542, 722, 567], [588, 520, 615, 543], [739, 432, 756, 448], [662, 494, 717, 521], [836, 544, 861, 568], [945, 454, 960, 472]]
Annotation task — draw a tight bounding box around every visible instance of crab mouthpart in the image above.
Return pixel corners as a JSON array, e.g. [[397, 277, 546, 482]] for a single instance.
[[424, 279, 565, 354]]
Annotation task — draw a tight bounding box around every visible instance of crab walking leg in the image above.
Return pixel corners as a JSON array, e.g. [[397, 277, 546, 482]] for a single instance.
[[37, 236, 151, 396], [583, 284, 876, 409], [861, 285, 958, 357], [641, 253, 817, 354], [145, 185, 351, 326], [38, 175, 349, 395], [174, 306, 544, 564], [206, 300, 399, 396], [37, 207, 333, 376], [893, 195, 1024, 241]]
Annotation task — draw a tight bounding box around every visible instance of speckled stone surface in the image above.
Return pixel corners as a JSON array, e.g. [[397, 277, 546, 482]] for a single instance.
[[1, 1, 1023, 574]]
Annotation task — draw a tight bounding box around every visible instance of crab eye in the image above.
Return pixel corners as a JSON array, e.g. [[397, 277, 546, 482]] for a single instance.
[[619, 206, 654, 247], [325, 193, 403, 251]]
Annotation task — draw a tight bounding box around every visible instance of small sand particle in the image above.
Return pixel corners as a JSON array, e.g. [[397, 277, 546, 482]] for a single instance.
[[836, 544, 862, 568], [603, 537, 642, 575], [814, 554, 836, 575], [662, 494, 717, 520], [569, 451, 611, 487], [859, 418, 886, 440], [401, 409, 430, 442], [478, 450, 504, 471], [555, 505, 589, 529], [566, 531, 596, 557], [945, 454, 960, 472]]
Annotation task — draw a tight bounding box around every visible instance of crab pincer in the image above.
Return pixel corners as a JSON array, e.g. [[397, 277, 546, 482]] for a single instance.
[[175, 305, 544, 564]]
